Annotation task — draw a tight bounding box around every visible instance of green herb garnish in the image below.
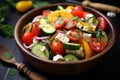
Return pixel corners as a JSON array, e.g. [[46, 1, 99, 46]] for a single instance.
[[8, 69, 17, 76], [4, 52, 13, 60], [0, 24, 14, 38]]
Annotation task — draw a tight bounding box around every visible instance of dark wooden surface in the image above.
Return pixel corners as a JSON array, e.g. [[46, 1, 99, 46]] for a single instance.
[[0, 0, 120, 80]]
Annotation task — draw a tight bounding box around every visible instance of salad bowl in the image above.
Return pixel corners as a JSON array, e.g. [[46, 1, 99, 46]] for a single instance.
[[14, 3, 116, 76]]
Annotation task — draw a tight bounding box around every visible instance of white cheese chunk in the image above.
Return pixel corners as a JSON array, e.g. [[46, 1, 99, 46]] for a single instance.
[[53, 54, 64, 61], [76, 22, 83, 29], [84, 14, 94, 20], [83, 33, 92, 38], [55, 33, 70, 43], [40, 46, 46, 52]]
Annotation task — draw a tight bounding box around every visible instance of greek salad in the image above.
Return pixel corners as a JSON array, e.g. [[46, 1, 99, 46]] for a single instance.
[[22, 5, 108, 62]]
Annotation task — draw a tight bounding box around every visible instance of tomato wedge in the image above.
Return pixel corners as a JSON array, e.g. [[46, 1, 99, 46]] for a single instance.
[[32, 21, 40, 36], [42, 9, 52, 16], [89, 38, 108, 52], [97, 17, 107, 30], [67, 29, 83, 42], [51, 40, 65, 55], [54, 17, 66, 29], [73, 5, 83, 12], [22, 22, 40, 45], [72, 5, 84, 18], [64, 19, 77, 30], [22, 32, 34, 45]]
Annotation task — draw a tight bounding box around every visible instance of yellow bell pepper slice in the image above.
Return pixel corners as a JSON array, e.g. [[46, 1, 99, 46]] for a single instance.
[[47, 10, 73, 23], [79, 39, 93, 58], [65, 6, 74, 12], [80, 21, 94, 31]]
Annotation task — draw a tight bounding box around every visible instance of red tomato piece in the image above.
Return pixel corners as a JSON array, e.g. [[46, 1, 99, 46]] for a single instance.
[[89, 38, 108, 52], [42, 10, 52, 16], [32, 21, 40, 36], [72, 10, 84, 18], [73, 5, 83, 12], [97, 17, 107, 30], [68, 29, 83, 42], [54, 17, 66, 29], [64, 19, 77, 30], [51, 40, 65, 55], [22, 32, 34, 45], [72, 5, 84, 18]]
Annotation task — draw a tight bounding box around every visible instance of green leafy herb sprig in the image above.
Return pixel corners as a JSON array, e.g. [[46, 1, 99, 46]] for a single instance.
[[8, 68, 17, 76], [0, 0, 16, 38]]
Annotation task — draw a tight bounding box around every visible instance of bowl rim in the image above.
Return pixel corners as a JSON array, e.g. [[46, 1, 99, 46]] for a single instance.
[[14, 3, 117, 64]]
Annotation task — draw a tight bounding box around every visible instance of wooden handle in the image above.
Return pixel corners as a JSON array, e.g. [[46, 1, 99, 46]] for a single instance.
[[82, 0, 120, 13], [17, 63, 47, 80]]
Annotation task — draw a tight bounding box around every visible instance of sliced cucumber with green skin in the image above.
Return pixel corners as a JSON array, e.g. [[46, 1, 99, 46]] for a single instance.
[[31, 43, 50, 59], [100, 31, 108, 42], [63, 42, 80, 50], [64, 54, 79, 62], [88, 16, 99, 25], [65, 47, 85, 59], [41, 24, 56, 35], [40, 17, 49, 24]]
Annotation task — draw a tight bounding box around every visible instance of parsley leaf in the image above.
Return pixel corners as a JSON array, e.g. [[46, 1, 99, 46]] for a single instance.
[[8, 69, 17, 76]]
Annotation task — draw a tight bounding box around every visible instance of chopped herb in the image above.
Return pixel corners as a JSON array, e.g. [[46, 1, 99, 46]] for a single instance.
[[4, 52, 13, 60], [96, 29, 102, 38], [8, 69, 17, 76]]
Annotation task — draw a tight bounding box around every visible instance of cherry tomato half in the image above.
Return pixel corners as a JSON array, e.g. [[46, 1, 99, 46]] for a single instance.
[[68, 29, 83, 42], [42, 10, 52, 16], [89, 38, 108, 52], [22, 32, 34, 45], [73, 5, 83, 12], [32, 21, 40, 36], [54, 17, 66, 29], [51, 40, 65, 55], [64, 19, 77, 30], [72, 5, 84, 18], [97, 17, 107, 30]]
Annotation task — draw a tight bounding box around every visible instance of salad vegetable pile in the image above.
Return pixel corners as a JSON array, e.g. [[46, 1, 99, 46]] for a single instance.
[[22, 5, 108, 62]]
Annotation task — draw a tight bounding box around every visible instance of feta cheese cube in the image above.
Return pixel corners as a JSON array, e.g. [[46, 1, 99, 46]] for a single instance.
[[55, 33, 70, 43], [53, 54, 64, 61]]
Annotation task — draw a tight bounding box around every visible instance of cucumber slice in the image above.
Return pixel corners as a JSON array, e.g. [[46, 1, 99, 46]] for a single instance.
[[65, 47, 85, 59], [64, 54, 79, 62], [88, 16, 99, 25], [40, 17, 49, 24], [41, 24, 56, 35], [63, 42, 80, 50], [101, 31, 108, 42], [31, 43, 50, 59]]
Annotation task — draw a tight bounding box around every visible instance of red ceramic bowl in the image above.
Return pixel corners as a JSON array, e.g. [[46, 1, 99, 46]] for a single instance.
[[14, 3, 116, 76]]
